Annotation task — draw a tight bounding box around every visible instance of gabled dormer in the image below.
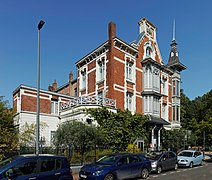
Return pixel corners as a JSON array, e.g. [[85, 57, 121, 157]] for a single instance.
[[138, 17, 157, 41]]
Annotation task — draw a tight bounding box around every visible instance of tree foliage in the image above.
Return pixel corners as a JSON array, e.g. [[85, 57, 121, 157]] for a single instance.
[[181, 90, 212, 148], [0, 97, 18, 160], [87, 108, 150, 152], [19, 122, 48, 147], [53, 120, 104, 162]]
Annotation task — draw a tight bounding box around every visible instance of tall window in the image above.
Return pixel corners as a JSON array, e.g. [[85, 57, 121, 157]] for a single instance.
[[176, 106, 180, 121], [126, 61, 133, 81], [153, 96, 160, 116], [172, 105, 180, 121], [162, 104, 167, 119], [144, 65, 152, 89], [173, 79, 180, 97], [172, 106, 176, 121], [146, 47, 152, 58], [161, 77, 168, 95], [51, 101, 58, 114], [126, 92, 133, 111], [97, 57, 105, 82], [80, 69, 86, 90], [153, 68, 160, 92]]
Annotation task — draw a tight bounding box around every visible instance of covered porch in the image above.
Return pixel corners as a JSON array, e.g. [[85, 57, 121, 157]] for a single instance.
[[148, 115, 170, 152]]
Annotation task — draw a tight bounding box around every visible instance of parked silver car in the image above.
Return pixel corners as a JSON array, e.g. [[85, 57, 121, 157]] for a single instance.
[[177, 150, 204, 167]]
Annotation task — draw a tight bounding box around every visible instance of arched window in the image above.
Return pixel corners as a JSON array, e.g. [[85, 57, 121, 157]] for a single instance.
[[146, 47, 152, 57]]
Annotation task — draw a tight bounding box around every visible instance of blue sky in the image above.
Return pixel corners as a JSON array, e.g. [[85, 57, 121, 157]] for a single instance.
[[0, 0, 212, 107]]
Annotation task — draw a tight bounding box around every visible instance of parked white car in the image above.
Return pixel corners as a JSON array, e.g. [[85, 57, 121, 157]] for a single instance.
[[177, 150, 204, 168]]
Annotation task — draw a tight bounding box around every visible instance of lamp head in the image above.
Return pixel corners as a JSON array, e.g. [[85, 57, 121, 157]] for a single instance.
[[38, 20, 45, 30]]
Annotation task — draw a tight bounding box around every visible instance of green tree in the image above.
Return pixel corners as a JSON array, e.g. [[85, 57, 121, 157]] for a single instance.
[[162, 129, 186, 151], [180, 89, 193, 128], [19, 122, 48, 147], [188, 90, 212, 147], [53, 120, 104, 163], [0, 96, 18, 160], [87, 108, 150, 152]]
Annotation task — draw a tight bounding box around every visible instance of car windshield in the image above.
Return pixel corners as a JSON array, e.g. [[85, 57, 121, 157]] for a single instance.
[[178, 151, 193, 157], [147, 153, 162, 160], [96, 155, 119, 165]]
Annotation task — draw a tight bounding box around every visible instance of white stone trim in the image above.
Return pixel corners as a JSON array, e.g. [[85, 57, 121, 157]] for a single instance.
[[114, 56, 125, 64]]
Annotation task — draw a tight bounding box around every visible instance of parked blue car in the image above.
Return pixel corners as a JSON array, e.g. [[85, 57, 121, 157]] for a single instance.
[[0, 154, 73, 180], [79, 153, 151, 180], [177, 150, 204, 167]]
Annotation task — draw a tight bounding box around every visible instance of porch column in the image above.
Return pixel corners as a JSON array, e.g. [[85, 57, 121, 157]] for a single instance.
[[151, 126, 156, 151], [158, 127, 162, 151]]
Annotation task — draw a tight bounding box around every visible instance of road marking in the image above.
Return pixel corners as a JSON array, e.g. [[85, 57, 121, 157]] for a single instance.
[[161, 173, 167, 176]]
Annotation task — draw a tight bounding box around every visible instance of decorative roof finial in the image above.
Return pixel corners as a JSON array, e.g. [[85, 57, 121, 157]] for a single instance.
[[172, 19, 176, 41]]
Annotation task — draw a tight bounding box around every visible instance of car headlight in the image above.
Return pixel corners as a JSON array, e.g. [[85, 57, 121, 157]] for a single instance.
[[185, 160, 188, 162], [93, 170, 103, 176], [151, 161, 157, 167]]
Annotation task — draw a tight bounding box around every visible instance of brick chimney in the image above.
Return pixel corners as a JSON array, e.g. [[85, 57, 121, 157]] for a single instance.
[[69, 70, 73, 82], [48, 85, 53, 91], [108, 22, 116, 43], [52, 80, 57, 91], [107, 22, 116, 100]]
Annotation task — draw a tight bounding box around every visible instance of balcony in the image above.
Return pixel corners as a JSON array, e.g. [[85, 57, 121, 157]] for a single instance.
[[61, 95, 116, 110]]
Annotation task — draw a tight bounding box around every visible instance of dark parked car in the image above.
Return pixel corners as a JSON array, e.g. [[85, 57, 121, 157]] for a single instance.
[[148, 151, 178, 174], [79, 153, 151, 180], [0, 154, 73, 180], [204, 154, 212, 162]]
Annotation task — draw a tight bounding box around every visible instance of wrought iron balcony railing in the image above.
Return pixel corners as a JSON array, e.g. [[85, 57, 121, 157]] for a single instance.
[[61, 96, 116, 110]]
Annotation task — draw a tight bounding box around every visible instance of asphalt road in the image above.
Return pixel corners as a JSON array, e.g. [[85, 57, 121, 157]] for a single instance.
[[146, 162, 212, 180]]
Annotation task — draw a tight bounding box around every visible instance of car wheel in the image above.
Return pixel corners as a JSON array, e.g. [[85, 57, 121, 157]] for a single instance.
[[141, 168, 149, 179], [189, 162, 193, 168], [174, 163, 178, 170], [156, 166, 162, 174], [104, 173, 114, 180]]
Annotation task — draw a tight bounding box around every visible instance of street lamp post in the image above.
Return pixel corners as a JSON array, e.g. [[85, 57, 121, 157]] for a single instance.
[[36, 20, 45, 155]]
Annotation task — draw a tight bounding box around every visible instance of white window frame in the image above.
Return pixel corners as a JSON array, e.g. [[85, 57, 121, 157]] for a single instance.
[[162, 103, 168, 120], [172, 79, 180, 97], [153, 68, 160, 92], [126, 92, 133, 111], [80, 69, 86, 90], [143, 65, 153, 90], [153, 96, 160, 116], [161, 77, 168, 95], [172, 105, 180, 122], [126, 61, 133, 81], [96, 56, 105, 83], [51, 101, 58, 114]]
